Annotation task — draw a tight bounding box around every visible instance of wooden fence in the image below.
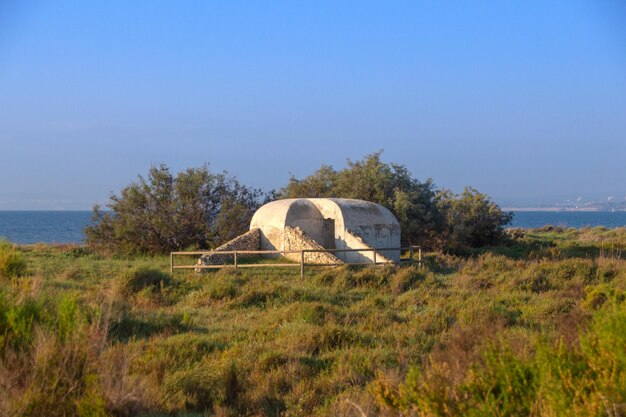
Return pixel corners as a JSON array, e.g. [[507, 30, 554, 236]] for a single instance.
[[170, 246, 422, 278]]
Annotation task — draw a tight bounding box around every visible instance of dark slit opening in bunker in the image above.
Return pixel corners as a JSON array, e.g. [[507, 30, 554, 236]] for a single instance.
[[322, 218, 335, 249]]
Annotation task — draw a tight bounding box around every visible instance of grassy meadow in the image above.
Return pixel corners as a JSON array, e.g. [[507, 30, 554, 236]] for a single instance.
[[1, 227, 626, 416]]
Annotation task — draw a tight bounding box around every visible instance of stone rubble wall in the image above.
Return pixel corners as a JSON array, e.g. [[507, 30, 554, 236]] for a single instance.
[[199, 228, 261, 266], [344, 229, 394, 264], [283, 226, 342, 265]]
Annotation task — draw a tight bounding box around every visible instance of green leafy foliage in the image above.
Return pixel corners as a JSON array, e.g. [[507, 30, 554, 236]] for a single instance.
[[280, 152, 512, 250], [0, 294, 44, 352], [280, 152, 445, 248], [0, 240, 27, 278], [437, 187, 513, 252], [86, 155, 513, 254], [85, 164, 265, 255]]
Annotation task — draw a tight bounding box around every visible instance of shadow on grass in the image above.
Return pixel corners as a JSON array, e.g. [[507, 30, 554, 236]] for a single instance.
[[109, 309, 205, 342]]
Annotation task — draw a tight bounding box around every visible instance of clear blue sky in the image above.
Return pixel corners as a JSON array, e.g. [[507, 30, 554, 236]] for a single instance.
[[1, 0, 625, 209]]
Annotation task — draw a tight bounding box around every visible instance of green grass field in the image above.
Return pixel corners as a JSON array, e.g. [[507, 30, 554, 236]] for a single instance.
[[1, 227, 625, 416]]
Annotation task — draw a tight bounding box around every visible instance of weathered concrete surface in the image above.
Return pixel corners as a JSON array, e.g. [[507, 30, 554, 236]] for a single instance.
[[283, 226, 341, 264], [250, 198, 401, 262], [343, 229, 394, 264], [199, 228, 260, 265]]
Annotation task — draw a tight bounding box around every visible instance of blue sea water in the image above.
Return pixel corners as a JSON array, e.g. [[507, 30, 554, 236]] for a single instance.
[[0, 210, 625, 244], [0, 211, 93, 244], [509, 211, 626, 229]]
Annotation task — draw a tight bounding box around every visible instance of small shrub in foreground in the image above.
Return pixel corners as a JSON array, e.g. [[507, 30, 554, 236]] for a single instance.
[[0, 240, 27, 278], [0, 294, 112, 417], [373, 291, 626, 417], [0, 295, 44, 352]]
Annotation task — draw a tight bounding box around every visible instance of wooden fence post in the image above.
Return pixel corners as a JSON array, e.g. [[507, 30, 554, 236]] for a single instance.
[[373, 250, 377, 265], [234, 252, 238, 269], [300, 250, 305, 279], [418, 248, 422, 268], [170, 253, 174, 275]]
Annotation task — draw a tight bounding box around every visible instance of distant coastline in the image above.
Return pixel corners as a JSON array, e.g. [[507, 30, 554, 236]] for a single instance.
[[504, 207, 626, 212]]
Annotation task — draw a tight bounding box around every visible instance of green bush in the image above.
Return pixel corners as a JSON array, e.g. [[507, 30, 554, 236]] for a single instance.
[[55, 295, 81, 343], [437, 187, 513, 252], [281, 152, 445, 248], [0, 294, 91, 353], [0, 240, 27, 278], [0, 295, 44, 352], [85, 164, 264, 255], [86, 156, 512, 254], [281, 152, 511, 250]]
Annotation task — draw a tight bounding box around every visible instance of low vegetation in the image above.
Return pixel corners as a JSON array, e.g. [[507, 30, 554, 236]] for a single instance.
[[0, 239, 27, 278], [1, 227, 625, 416]]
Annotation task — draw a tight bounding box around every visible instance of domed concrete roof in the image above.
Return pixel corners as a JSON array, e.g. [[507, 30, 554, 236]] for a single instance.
[[250, 198, 401, 262], [251, 198, 399, 230]]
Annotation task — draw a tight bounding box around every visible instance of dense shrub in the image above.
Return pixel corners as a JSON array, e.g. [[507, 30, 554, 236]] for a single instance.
[[0, 295, 44, 352], [85, 155, 512, 254], [280, 152, 444, 248], [437, 187, 513, 251], [85, 164, 265, 255], [0, 240, 27, 278], [281, 152, 512, 251]]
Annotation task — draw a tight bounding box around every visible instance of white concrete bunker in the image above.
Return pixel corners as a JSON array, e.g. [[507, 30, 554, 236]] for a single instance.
[[250, 198, 401, 263]]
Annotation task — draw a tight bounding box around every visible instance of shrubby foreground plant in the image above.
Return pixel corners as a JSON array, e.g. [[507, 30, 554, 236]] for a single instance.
[[0, 240, 27, 278], [374, 292, 626, 417], [1, 228, 625, 416]]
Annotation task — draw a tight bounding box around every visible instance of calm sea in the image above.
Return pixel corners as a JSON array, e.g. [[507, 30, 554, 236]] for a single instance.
[[1, 210, 626, 244], [0, 211, 93, 244], [510, 211, 626, 230]]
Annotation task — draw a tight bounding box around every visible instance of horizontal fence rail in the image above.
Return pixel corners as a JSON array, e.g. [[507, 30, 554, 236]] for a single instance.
[[170, 246, 422, 278]]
